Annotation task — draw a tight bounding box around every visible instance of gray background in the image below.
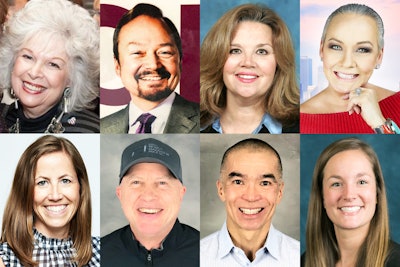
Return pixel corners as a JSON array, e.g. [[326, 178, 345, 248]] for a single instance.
[[100, 134, 200, 237], [0, 134, 100, 236], [200, 134, 300, 240], [300, 134, 400, 253]]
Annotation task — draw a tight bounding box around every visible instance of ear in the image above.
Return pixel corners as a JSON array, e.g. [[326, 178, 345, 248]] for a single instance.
[[116, 185, 122, 200], [276, 181, 284, 204], [180, 185, 186, 200], [377, 47, 384, 65], [216, 179, 225, 202], [114, 58, 121, 77], [319, 40, 324, 60]]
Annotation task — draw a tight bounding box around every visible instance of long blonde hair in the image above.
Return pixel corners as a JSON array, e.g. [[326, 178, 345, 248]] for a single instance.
[[200, 4, 299, 128], [304, 138, 389, 267]]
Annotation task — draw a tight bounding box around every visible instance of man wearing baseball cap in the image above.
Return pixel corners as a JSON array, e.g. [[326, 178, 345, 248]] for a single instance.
[[101, 138, 199, 266]]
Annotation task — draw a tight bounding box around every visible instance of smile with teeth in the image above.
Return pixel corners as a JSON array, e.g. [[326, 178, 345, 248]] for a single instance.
[[140, 76, 163, 81], [335, 72, 358, 80], [139, 208, 162, 214], [236, 74, 258, 79], [239, 208, 263, 215], [46, 205, 67, 213], [340, 206, 361, 212], [23, 81, 46, 92]]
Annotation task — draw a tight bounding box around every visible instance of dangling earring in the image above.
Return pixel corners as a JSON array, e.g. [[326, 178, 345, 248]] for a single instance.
[[375, 64, 380, 69], [63, 87, 71, 113], [10, 88, 18, 109]]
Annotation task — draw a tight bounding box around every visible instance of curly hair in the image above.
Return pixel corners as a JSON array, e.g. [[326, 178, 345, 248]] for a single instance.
[[200, 4, 299, 129], [0, 0, 99, 111]]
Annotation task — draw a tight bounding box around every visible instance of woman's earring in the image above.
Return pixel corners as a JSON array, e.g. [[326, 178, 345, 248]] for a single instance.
[[63, 87, 71, 113], [10, 88, 18, 109], [375, 64, 380, 69]]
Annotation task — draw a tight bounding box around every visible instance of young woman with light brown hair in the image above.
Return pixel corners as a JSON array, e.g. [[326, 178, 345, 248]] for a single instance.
[[200, 3, 299, 134]]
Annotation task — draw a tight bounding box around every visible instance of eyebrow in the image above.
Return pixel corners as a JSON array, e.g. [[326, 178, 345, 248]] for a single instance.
[[230, 43, 273, 48], [227, 171, 277, 181], [127, 41, 176, 48], [20, 48, 67, 63], [327, 38, 374, 46], [327, 172, 372, 180]]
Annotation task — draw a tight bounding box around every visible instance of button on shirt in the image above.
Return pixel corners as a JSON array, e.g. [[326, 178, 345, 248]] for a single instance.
[[128, 92, 175, 133], [200, 222, 300, 267]]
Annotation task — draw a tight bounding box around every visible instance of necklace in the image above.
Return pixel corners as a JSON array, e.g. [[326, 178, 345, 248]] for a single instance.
[[9, 110, 66, 133]]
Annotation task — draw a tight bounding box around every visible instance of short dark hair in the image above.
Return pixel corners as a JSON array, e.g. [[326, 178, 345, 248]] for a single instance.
[[113, 3, 182, 63], [220, 138, 282, 175]]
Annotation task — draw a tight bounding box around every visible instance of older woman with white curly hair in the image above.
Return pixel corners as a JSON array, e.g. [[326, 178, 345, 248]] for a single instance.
[[0, 0, 99, 133]]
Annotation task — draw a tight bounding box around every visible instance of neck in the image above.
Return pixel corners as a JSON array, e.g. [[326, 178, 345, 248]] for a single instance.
[[220, 97, 264, 133], [334, 225, 369, 267], [227, 221, 270, 262], [130, 94, 169, 111], [131, 222, 174, 251]]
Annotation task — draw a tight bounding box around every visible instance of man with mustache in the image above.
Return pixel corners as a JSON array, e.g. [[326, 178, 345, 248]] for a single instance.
[[201, 138, 300, 266], [100, 3, 199, 133]]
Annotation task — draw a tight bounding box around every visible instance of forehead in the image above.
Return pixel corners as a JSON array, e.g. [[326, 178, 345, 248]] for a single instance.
[[324, 149, 373, 175], [326, 13, 378, 42], [223, 148, 279, 173], [21, 33, 68, 59], [232, 21, 273, 41], [119, 15, 175, 44]]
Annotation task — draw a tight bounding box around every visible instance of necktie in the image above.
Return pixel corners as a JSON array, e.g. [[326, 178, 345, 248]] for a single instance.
[[134, 113, 156, 133]]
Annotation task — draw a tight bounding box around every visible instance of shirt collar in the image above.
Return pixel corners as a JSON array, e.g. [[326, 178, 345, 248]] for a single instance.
[[217, 222, 280, 261], [211, 113, 282, 134], [129, 93, 175, 133]]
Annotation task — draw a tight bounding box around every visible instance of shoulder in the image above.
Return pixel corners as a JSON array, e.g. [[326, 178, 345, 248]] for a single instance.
[[88, 237, 101, 266], [173, 222, 199, 248], [200, 231, 220, 249], [62, 109, 99, 133], [273, 228, 300, 250], [171, 93, 199, 116], [300, 92, 327, 114], [0, 242, 18, 266], [101, 225, 130, 246], [386, 240, 400, 267], [100, 106, 129, 133]]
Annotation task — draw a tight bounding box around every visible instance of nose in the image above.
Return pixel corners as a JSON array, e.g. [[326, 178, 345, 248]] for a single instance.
[[342, 184, 356, 201], [242, 182, 261, 202], [48, 184, 63, 201], [143, 52, 161, 70], [140, 184, 157, 201], [28, 61, 44, 79], [240, 52, 255, 68], [340, 50, 355, 68]]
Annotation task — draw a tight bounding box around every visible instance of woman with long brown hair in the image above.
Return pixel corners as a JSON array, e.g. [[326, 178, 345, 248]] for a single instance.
[[0, 135, 100, 266]]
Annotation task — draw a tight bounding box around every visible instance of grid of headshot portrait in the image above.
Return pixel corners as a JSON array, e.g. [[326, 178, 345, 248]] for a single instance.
[[0, 0, 399, 266]]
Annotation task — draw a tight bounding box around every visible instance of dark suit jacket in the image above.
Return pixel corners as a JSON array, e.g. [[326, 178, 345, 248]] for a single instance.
[[100, 93, 199, 133]]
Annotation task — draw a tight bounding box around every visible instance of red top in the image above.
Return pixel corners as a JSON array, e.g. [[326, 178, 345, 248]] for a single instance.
[[300, 92, 400, 133]]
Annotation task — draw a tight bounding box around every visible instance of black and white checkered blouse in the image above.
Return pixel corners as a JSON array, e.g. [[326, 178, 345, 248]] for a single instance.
[[0, 229, 100, 266]]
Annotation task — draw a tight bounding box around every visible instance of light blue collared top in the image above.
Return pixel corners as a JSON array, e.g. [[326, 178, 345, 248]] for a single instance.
[[200, 222, 300, 267], [208, 113, 282, 134]]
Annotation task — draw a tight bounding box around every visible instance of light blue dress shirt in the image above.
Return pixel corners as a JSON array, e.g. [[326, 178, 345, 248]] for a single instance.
[[208, 113, 282, 134], [200, 222, 300, 267]]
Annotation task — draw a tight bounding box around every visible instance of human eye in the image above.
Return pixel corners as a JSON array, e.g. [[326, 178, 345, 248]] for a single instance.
[[229, 48, 241, 54], [48, 62, 61, 70], [329, 44, 342, 51], [36, 179, 48, 186], [61, 177, 72, 184], [22, 54, 33, 60], [331, 182, 341, 187], [356, 47, 371, 53], [260, 180, 272, 186], [232, 179, 244, 185], [358, 179, 368, 185], [157, 48, 175, 58], [256, 48, 269, 55]]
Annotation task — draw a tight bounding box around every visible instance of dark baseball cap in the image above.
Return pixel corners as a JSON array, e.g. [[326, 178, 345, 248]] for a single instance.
[[119, 138, 182, 183]]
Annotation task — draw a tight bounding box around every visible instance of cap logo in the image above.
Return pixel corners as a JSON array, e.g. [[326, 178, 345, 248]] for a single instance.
[[148, 143, 169, 157]]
